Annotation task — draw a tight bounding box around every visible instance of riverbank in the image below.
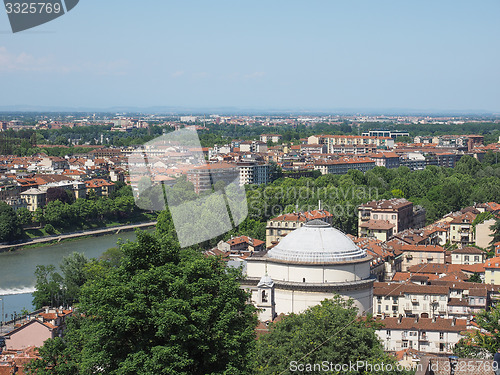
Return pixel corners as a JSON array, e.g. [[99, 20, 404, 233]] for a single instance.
[[0, 221, 157, 252]]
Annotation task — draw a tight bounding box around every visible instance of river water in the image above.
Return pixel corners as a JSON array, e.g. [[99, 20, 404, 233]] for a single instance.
[[0, 230, 145, 320]]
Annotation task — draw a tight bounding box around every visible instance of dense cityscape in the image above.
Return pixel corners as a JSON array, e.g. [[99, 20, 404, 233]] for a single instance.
[[0, 112, 499, 374]]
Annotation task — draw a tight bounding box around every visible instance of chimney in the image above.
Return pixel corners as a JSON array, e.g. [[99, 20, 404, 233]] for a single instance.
[[452, 317, 456, 326]]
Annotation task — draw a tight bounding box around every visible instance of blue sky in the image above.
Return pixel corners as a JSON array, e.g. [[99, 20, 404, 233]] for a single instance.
[[0, 0, 499, 112]]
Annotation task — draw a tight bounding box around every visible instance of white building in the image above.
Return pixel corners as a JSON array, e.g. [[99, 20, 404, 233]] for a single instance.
[[242, 220, 374, 321], [376, 316, 468, 354]]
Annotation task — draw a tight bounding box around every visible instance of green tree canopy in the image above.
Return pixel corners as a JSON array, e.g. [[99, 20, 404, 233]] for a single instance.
[[28, 231, 258, 374], [0, 202, 22, 242], [253, 297, 411, 375]]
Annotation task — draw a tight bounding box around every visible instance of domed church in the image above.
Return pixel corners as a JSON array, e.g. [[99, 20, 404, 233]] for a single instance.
[[242, 220, 374, 321]]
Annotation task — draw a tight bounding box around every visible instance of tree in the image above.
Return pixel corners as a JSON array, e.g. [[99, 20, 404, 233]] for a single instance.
[[455, 155, 482, 177], [46, 187, 72, 204], [466, 272, 482, 283], [0, 202, 22, 242], [32, 253, 89, 308], [253, 297, 410, 375], [17, 207, 33, 225], [29, 231, 258, 374], [453, 304, 500, 358], [25, 337, 77, 375], [32, 265, 64, 309], [490, 219, 500, 249], [44, 224, 55, 234]]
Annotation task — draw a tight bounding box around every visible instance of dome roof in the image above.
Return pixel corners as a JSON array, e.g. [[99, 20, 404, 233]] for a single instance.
[[267, 219, 367, 263], [257, 274, 274, 288]]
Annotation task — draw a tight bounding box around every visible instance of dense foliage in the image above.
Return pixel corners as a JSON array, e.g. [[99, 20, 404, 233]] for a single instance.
[[32, 252, 90, 308], [453, 304, 500, 359], [0, 202, 22, 242], [246, 156, 500, 235], [253, 297, 413, 375], [27, 217, 258, 375]]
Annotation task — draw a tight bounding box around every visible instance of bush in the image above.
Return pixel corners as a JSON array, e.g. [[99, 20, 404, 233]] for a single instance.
[[44, 224, 55, 234]]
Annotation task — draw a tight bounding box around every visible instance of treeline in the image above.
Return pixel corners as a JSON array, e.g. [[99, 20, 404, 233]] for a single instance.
[[0, 184, 141, 243], [243, 154, 500, 236]]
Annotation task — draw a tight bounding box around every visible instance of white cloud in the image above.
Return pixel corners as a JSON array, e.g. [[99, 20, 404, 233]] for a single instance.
[[0, 46, 129, 75], [171, 70, 184, 77]]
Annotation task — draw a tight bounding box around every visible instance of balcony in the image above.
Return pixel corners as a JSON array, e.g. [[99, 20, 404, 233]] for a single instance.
[[419, 334, 428, 341]]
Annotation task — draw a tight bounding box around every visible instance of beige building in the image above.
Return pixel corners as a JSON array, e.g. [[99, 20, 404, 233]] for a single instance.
[[450, 247, 486, 265], [265, 210, 333, 248], [243, 220, 374, 321], [358, 219, 395, 241], [485, 257, 500, 285], [448, 211, 476, 246], [20, 188, 46, 212], [475, 218, 497, 248], [400, 245, 446, 271]]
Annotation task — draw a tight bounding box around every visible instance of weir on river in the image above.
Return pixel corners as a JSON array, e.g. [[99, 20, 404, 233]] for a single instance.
[[0, 230, 146, 320]]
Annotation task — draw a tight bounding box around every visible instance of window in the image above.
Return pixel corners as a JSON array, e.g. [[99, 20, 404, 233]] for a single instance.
[[261, 291, 268, 303], [392, 215, 396, 220], [474, 256, 479, 262], [439, 332, 444, 340], [464, 256, 469, 262], [385, 305, 389, 311], [302, 278, 305, 282], [402, 342, 408, 348], [373, 214, 378, 219], [386, 330, 391, 336]]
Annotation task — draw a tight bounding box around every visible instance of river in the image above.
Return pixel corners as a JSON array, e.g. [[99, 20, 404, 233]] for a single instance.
[[0, 230, 147, 321]]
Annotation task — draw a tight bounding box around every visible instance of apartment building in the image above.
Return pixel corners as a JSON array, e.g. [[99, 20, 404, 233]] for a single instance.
[[237, 162, 270, 186], [485, 257, 500, 285], [358, 220, 395, 242], [400, 245, 446, 271], [448, 211, 476, 246], [362, 130, 410, 139], [358, 198, 425, 238], [186, 162, 239, 194], [376, 316, 467, 354], [265, 210, 333, 248], [239, 141, 267, 153], [450, 247, 486, 265], [313, 158, 375, 175], [20, 188, 46, 212], [260, 134, 282, 143], [374, 283, 449, 319], [369, 152, 400, 169], [375, 280, 494, 320], [308, 135, 394, 153]]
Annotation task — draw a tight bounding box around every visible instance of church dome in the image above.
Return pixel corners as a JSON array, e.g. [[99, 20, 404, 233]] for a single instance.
[[267, 219, 367, 263]]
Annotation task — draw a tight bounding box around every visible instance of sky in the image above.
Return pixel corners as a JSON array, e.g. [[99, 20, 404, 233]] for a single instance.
[[0, 0, 499, 113]]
